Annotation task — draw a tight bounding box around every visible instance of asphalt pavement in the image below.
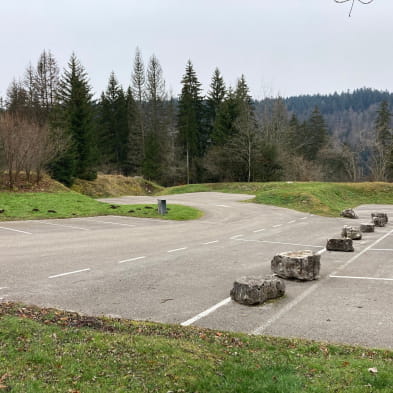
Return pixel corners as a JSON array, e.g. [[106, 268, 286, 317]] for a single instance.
[[1, 192, 392, 349]]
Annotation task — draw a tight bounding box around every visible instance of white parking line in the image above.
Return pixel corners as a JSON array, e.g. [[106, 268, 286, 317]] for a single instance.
[[181, 297, 232, 326], [168, 247, 187, 253], [287, 220, 296, 224], [272, 224, 282, 228], [0, 226, 32, 235], [215, 204, 230, 208], [48, 268, 91, 279], [253, 226, 393, 335], [37, 221, 89, 231], [253, 228, 265, 233], [118, 256, 146, 264], [235, 238, 324, 248], [368, 248, 393, 252], [83, 219, 136, 227], [203, 240, 219, 245], [230, 234, 243, 239], [330, 275, 393, 282], [0, 287, 8, 290], [300, 217, 308, 220]]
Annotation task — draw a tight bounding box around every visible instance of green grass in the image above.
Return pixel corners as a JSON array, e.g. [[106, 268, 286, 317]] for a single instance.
[[162, 182, 393, 216], [0, 303, 392, 392], [0, 191, 202, 221]]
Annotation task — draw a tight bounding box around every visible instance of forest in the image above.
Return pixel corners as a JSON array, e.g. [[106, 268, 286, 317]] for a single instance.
[[0, 49, 392, 188]]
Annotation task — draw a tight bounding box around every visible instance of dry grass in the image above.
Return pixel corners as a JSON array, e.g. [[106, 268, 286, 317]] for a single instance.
[[71, 174, 164, 198]]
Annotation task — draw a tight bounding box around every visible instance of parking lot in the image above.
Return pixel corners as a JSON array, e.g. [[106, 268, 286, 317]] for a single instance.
[[1, 193, 392, 349]]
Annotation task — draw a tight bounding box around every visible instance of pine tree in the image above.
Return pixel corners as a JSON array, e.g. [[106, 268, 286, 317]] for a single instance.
[[177, 60, 205, 183], [50, 53, 97, 185]]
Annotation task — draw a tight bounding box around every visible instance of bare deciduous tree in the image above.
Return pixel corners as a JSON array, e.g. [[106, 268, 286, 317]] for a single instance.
[[0, 112, 69, 187], [335, 0, 375, 17]]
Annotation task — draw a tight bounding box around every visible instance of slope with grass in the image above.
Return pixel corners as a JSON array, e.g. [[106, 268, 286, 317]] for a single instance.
[[71, 174, 164, 198], [0, 191, 202, 221], [0, 303, 392, 393], [163, 182, 393, 216]]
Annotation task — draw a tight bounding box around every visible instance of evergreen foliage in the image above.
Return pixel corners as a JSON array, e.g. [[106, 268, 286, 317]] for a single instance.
[[177, 60, 205, 183], [98, 72, 129, 174], [50, 53, 97, 185]]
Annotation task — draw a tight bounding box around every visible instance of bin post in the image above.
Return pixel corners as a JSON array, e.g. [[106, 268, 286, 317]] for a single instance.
[[157, 199, 167, 215]]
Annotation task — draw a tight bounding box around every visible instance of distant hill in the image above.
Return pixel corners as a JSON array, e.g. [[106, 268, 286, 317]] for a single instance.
[[256, 88, 393, 146]]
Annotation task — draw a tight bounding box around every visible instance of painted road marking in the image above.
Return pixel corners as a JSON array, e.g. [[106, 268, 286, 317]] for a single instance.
[[287, 220, 296, 224], [118, 256, 146, 264], [368, 248, 393, 252], [300, 217, 308, 220], [180, 247, 327, 328], [252, 226, 393, 335], [235, 238, 323, 248], [253, 228, 265, 233], [168, 247, 187, 253], [0, 226, 32, 235], [48, 268, 91, 279], [181, 297, 232, 326], [84, 219, 136, 227], [0, 287, 8, 290], [272, 224, 282, 228], [215, 204, 230, 208], [330, 275, 393, 282], [38, 221, 89, 231], [230, 234, 243, 240], [203, 240, 219, 245]]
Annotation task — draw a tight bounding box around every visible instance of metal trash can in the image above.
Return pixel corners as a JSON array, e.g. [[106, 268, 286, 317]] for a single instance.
[[157, 199, 167, 215]]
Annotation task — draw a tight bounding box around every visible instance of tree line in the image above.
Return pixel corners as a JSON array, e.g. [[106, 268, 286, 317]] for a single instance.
[[0, 49, 392, 188]]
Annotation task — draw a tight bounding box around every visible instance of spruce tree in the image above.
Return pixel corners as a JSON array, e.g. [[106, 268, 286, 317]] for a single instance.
[[177, 60, 205, 183], [50, 53, 97, 185], [126, 87, 143, 175], [207, 68, 226, 144], [375, 100, 392, 148], [98, 72, 129, 174], [373, 100, 393, 180], [300, 106, 328, 161]]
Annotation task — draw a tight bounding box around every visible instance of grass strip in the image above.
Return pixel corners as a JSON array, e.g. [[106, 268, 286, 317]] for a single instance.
[[0, 303, 392, 392], [162, 182, 393, 216], [0, 192, 202, 221]]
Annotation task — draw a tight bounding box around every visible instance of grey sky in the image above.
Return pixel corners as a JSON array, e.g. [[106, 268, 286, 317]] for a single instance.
[[1, 0, 391, 100]]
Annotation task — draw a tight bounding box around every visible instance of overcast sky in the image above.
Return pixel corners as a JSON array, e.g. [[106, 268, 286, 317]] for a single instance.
[[1, 0, 391, 100]]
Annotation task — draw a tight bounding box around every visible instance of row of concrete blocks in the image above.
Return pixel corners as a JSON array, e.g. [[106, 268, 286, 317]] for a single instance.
[[230, 211, 389, 306]]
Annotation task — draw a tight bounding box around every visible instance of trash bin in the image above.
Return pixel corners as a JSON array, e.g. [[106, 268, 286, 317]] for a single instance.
[[157, 199, 167, 215]]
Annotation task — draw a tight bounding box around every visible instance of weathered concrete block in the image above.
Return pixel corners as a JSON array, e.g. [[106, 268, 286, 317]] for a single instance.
[[340, 208, 358, 219], [341, 225, 362, 240], [230, 275, 285, 305], [372, 216, 386, 227], [360, 223, 375, 233], [271, 250, 320, 281], [326, 238, 354, 252], [371, 212, 388, 224]]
